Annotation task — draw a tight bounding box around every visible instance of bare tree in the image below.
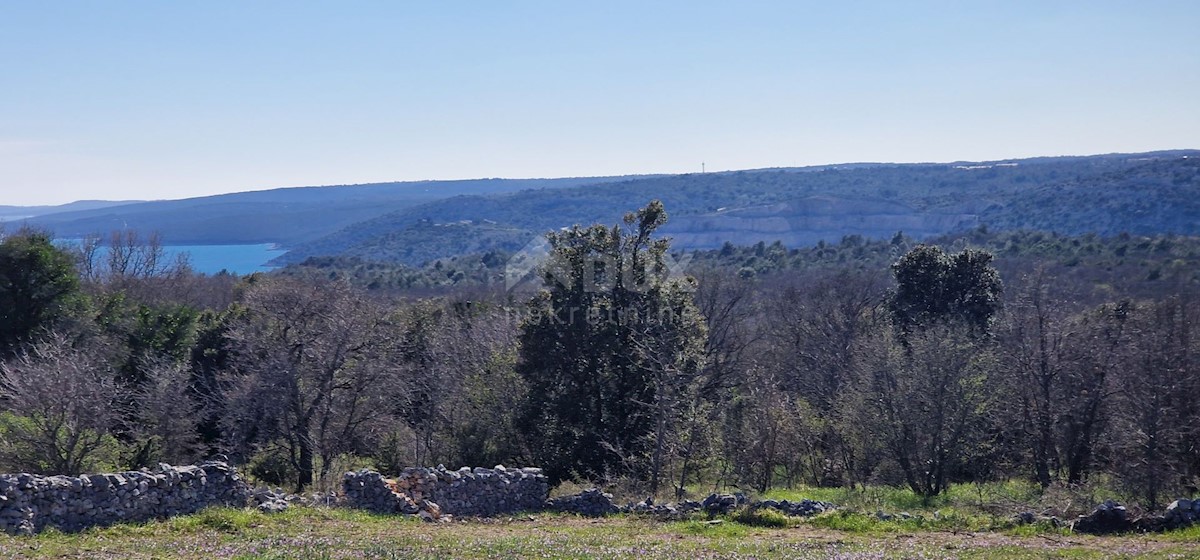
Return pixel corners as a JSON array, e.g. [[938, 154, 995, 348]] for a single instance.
[[1000, 269, 1071, 488], [223, 277, 400, 491], [126, 358, 203, 468], [764, 270, 883, 485], [855, 323, 998, 498], [1058, 301, 1130, 484], [0, 333, 123, 474], [1111, 296, 1198, 507]]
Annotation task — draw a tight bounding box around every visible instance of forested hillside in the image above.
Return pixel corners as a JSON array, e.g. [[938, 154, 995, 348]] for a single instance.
[[277, 227, 1200, 306], [277, 151, 1200, 266], [23, 175, 649, 245]]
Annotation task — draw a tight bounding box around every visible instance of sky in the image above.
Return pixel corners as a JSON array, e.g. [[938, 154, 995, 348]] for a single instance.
[[2, 1, 1198, 206]]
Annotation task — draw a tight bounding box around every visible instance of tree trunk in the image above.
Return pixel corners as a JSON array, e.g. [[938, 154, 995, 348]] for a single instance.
[[297, 437, 315, 493]]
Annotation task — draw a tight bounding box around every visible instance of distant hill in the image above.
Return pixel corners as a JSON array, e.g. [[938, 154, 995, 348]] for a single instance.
[[0, 200, 142, 223], [17, 150, 1199, 265], [274, 150, 1200, 266], [23, 176, 654, 245]]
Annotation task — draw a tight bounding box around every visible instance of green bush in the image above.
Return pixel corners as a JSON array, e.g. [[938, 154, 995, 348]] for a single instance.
[[246, 444, 297, 488]]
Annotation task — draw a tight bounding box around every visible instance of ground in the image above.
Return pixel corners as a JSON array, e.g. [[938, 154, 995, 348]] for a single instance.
[[2, 508, 1199, 559]]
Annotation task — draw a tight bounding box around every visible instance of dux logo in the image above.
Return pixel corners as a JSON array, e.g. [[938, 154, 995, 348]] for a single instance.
[[504, 235, 694, 294], [505, 235, 553, 294]]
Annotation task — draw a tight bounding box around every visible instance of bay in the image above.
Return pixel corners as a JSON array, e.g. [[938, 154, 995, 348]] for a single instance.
[[58, 240, 286, 275], [167, 243, 286, 275]]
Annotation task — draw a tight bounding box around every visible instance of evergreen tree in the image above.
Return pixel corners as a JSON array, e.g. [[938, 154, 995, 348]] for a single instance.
[[516, 201, 707, 484], [0, 229, 81, 359], [889, 245, 1002, 336]]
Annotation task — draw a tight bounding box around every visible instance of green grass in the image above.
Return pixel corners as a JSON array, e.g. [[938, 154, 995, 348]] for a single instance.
[[762, 479, 1045, 513], [1158, 523, 1200, 543], [672, 518, 751, 537], [730, 507, 798, 528], [801, 509, 1008, 534], [3, 506, 1198, 559]]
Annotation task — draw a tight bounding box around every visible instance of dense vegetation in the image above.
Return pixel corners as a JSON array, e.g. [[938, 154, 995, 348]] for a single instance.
[[1, 198, 1198, 515]]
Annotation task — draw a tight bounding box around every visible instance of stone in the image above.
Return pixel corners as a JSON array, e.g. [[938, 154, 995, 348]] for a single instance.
[[701, 493, 738, 515], [1072, 501, 1133, 534], [257, 500, 288, 514], [343, 466, 549, 518], [0, 462, 249, 535], [1167, 499, 1192, 515]]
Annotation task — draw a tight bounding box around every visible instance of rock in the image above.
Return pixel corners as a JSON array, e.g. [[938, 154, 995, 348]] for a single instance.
[[421, 500, 442, 519], [701, 494, 738, 515], [1073, 500, 1133, 534], [748, 498, 834, 518], [257, 500, 288, 514], [1156, 498, 1198, 529], [546, 488, 620, 517]]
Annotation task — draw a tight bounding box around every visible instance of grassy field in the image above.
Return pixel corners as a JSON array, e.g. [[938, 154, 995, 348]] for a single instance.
[[2, 506, 1199, 559]]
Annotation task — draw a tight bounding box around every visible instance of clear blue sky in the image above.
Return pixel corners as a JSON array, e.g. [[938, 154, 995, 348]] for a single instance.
[[2, 1, 1197, 206]]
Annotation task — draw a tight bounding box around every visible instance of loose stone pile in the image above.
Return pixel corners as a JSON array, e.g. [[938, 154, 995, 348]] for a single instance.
[[700, 493, 748, 515], [24, 459, 1196, 537], [751, 498, 835, 517], [546, 489, 833, 519], [0, 461, 249, 535], [546, 488, 622, 517], [342, 465, 550, 518], [626, 496, 706, 517], [250, 487, 291, 514], [1071, 498, 1200, 534], [1165, 498, 1200, 527]]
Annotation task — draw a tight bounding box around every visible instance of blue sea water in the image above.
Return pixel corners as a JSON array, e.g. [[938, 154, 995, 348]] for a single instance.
[[166, 244, 286, 275], [58, 240, 286, 275]]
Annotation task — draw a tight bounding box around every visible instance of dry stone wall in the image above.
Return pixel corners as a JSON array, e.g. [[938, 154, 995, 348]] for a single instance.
[[0, 461, 249, 535], [343, 465, 549, 517]]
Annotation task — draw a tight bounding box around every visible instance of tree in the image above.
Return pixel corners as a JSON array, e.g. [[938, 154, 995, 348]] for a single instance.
[[856, 324, 998, 498], [889, 245, 1001, 336], [223, 277, 400, 491], [1110, 296, 1197, 507], [0, 229, 82, 358], [1058, 301, 1130, 484], [125, 358, 204, 468], [516, 201, 708, 486], [1000, 271, 1070, 489], [0, 333, 123, 474], [767, 270, 884, 486]]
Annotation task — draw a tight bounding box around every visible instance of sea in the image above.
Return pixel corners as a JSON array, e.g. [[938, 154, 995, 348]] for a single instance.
[[55, 241, 286, 275], [165, 244, 286, 275]]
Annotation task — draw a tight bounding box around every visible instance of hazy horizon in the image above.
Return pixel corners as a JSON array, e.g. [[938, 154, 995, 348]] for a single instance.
[[4, 1, 1198, 206]]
